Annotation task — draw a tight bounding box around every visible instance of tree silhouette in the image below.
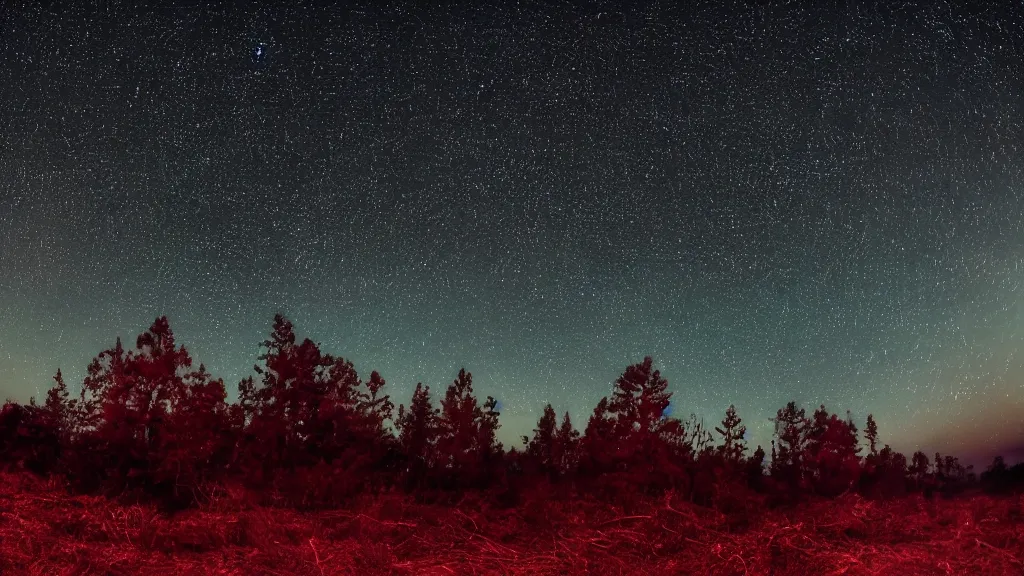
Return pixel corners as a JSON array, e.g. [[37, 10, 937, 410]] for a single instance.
[[526, 406, 580, 484], [553, 411, 580, 479], [864, 414, 879, 457], [477, 395, 504, 488], [715, 404, 747, 463], [747, 445, 766, 488], [41, 369, 78, 468], [240, 314, 311, 480], [771, 401, 808, 492], [802, 405, 861, 496], [75, 318, 194, 495], [360, 370, 395, 443], [607, 357, 672, 447], [0, 398, 63, 475], [909, 451, 930, 490], [0, 314, 998, 512], [606, 357, 681, 480], [581, 397, 616, 475], [433, 369, 500, 490], [525, 404, 558, 478], [865, 444, 908, 499], [233, 314, 397, 504], [154, 363, 237, 508], [396, 383, 439, 491], [981, 456, 1012, 494]]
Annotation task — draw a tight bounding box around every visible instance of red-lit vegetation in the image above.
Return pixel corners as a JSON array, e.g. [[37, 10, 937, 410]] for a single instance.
[[0, 315, 1022, 574]]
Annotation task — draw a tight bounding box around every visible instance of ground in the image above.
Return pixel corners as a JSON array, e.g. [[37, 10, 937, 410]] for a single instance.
[[0, 474, 1021, 575]]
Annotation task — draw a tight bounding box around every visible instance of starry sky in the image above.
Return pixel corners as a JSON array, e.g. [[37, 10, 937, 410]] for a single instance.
[[1, 1, 1022, 466]]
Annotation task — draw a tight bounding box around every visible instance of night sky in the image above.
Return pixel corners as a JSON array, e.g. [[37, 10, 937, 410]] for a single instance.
[[1, 2, 1022, 465]]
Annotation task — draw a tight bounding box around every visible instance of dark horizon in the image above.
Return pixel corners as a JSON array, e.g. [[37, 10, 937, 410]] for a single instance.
[[2, 2, 1022, 472]]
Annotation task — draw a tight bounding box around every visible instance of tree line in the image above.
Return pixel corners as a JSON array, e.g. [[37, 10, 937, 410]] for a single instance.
[[0, 315, 1019, 511]]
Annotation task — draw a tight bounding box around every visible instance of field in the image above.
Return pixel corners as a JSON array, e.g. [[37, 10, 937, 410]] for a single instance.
[[0, 474, 1021, 575]]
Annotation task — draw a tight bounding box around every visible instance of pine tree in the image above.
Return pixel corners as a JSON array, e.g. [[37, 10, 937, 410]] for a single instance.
[[76, 318, 194, 493], [359, 371, 395, 442], [43, 369, 77, 450], [715, 404, 747, 462], [553, 411, 580, 478], [396, 383, 439, 488], [155, 363, 236, 507], [772, 402, 806, 468], [605, 357, 678, 478], [804, 405, 830, 464], [748, 444, 766, 487], [981, 456, 1011, 494], [251, 317, 388, 461], [434, 368, 500, 489], [244, 315, 302, 475], [910, 451, 930, 488], [237, 376, 258, 427], [870, 444, 908, 498], [944, 455, 964, 481], [79, 335, 127, 433], [608, 357, 672, 442], [864, 414, 879, 456], [0, 401, 55, 472], [526, 404, 558, 472], [436, 368, 480, 478], [251, 314, 298, 450], [130, 317, 191, 452], [240, 313, 391, 498], [803, 405, 862, 496], [477, 395, 503, 486], [321, 355, 365, 454], [771, 401, 807, 489], [581, 397, 616, 473]]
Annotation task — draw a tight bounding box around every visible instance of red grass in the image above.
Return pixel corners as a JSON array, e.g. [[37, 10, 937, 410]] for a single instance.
[[0, 473, 1021, 575]]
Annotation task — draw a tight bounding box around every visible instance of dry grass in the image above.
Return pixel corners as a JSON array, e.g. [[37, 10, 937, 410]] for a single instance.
[[0, 473, 1021, 575]]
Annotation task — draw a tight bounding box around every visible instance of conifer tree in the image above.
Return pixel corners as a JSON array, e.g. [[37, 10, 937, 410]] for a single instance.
[[803, 405, 861, 496], [434, 368, 500, 489], [43, 369, 77, 450], [910, 451, 930, 489], [244, 315, 303, 474], [526, 404, 558, 472], [240, 314, 390, 495], [359, 370, 395, 442], [605, 356, 680, 478], [527, 406, 580, 481], [77, 318, 193, 493], [715, 404, 747, 462], [79, 335, 127, 433], [477, 395, 503, 486], [864, 414, 879, 456], [553, 411, 580, 477], [748, 444, 766, 487], [869, 444, 908, 498], [155, 363, 236, 507], [581, 397, 616, 473], [436, 368, 480, 476], [396, 383, 439, 489], [771, 401, 808, 490], [608, 357, 672, 443]]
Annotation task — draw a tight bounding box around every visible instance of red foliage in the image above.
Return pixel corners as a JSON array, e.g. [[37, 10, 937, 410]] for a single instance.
[[0, 313, 1016, 528]]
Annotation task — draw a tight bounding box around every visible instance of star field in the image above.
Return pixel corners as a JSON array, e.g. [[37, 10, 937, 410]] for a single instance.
[[1, 2, 1022, 465]]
